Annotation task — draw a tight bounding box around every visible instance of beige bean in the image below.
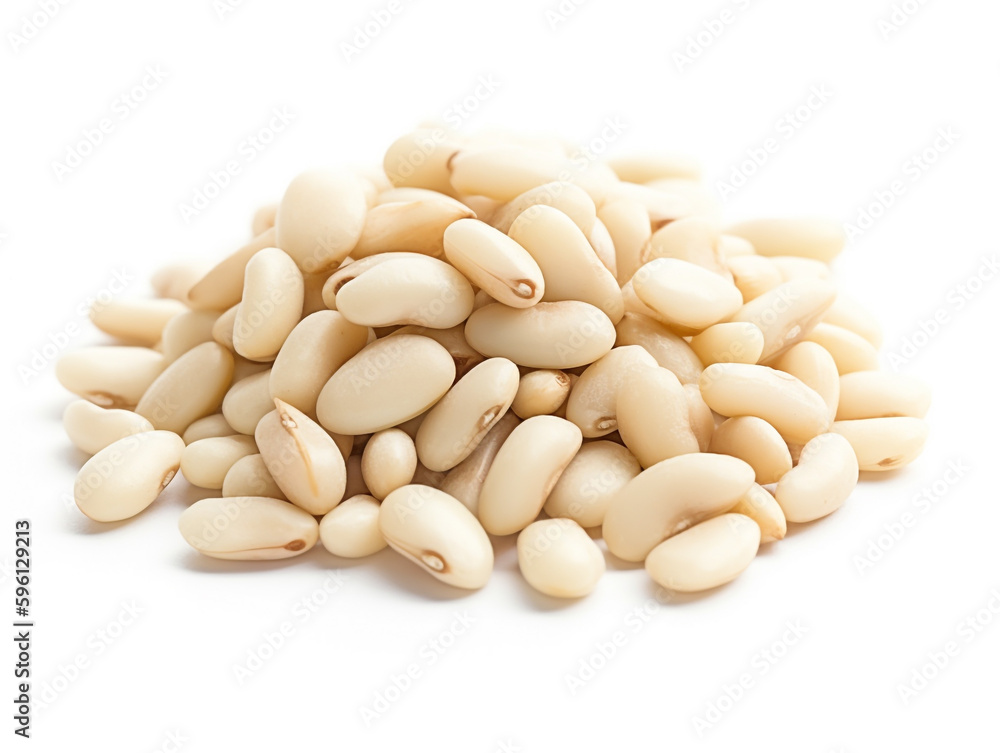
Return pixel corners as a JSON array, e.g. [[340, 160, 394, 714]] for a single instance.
[[186, 227, 276, 311], [508, 205, 624, 322], [565, 346, 658, 437], [63, 400, 154, 456], [334, 254, 474, 329], [269, 311, 369, 419], [449, 145, 571, 201], [605, 182, 692, 229], [645, 217, 730, 278], [606, 152, 700, 183], [727, 254, 783, 303], [362, 429, 418, 500], [464, 301, 616, 369], [415, 358, 519, 471], [837, 371, 931, 420], [151, 261, 210, 302], [275, 170, 367, 273], [182, 414, 237, 445], [771, 341, 840, 421], [775, 433, 859, 522], [212, 304, 238, 350], [222, 454, 286, 500], [319, 495, 387, 558], [443, 219, 545, 307], [478, 416, 583, 535], [56, 346, 167, 409], [490, 181, 597, 236], [517, 519, 605, 598], [544, 440, 641, 527], [161, 310, 220, 363], [614, 313, 704, 385], [729, 484, 786, 543], [351, 199, 475, 258], [699, 363, 830, 444], [180, 435, 258, 490], [379, 484, 494, 589], [717, 234, 755, 257], [387, 324, 484, 379], [598, 198, 650, 285], [438, 412, 520, 516], [729, 278, 837, 362], [251, 203, 278, 236], [726, 218, 845, 262], [617, 366, 700, 468], [689, 322, 765, 366], [233, 248, 304, 361], [136, 342, 234, 434], [709, 417, 792, 485], [375, 187, 463, 205], [632, 258, 743, 334], [771, 256, 831, 282], [316, 335, 456, 435], [685, 384, 715, 452], [645, 514, 760, 592], [90, 299, 188, 347], [832, 417, 929, 471], [74, 431, 184, 522], [256, 399, 347, 515], [822, 294, 883, 348], [511, 369, 572, 419], [383, 129, 462, 196], [804, 323, 880, 375], [603, 453, 755, 562], [178, 496, 319, 560], [218, 369, 272, 435]]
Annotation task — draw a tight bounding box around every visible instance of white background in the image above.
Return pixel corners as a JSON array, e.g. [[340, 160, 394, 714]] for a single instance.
[[2, 0, 999, 750]]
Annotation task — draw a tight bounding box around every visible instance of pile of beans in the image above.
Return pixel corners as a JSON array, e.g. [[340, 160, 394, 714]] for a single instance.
[[58, 128, 931, 597]]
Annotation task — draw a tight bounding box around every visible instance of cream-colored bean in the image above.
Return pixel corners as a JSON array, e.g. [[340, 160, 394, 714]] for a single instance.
[[566, 346, 658, 437], [179, 496, 319, 560], [161, 310, 220, 363], [822, 294, 883, 348], [219, 369, 272, 435], [771, 342, 840, 421], [699, 363, 830, 444], [186, 227, 276, 312], [212, 304, 238, 350], [775, 433, 859, 522], [334, 254, 475, 329], [726, 218, 845, 262], [727, 254, 783, 303], [837, 371, 931, 420], [378, 484, 494, 589], [362, 429, 418, 500], [508, 205, 624, 323], [598, 198, 650, 285], [606, 152, 700, 183], [319, 495, 387, 558], [387, 324, 484, 379], [614, 313, 704, 385], [351, 199, 475, 258], [222, 454, 286, 500], [465, 301, 616, 369], [251, 203, 278, 236], [632, 258, 743, 334], [770, 256, 831, 282], [182, 414, 237, 445], [316, 335, 456, 435], [256, 399, 347, 515], [690, 322, 765, 366], [90, 299, 188, 347], [517, 519, 605, 598], [375, 187, 464, 205], [832, 417, 929, 471], [136, 342, 234, 434], [544, 440, 641, 527], [728, 484, 786, 543], [74, 431, 184, 522], [438, 412, 520, 516], [383, 129, 462, 196], [478, 416, 582, 535], [233, 248, 304, 361], [685, 384, 715, 452], [617, 366, 700, 467], [603, 453, 755, 562], [645, 514, 760, 592], [275, 170, 367, 273], [415, 358, 519, 471], [717, 234, 755, 258], [709, 417, 792, 485], [490, 181, 597, 236], [729, 278, 837, 362], [443, 219, 545, 307], [180, 435, 258, 490], [804, 323, 880, 375], [645, 217, 730, 278], [605, 182, 692, 228], [511, 369, 572, 419], [151, 261, 210, 302], [56, 346, 166, 409], [449, 145, 571, 201], [646, 179, 723, 227], [63, 400, 154, 456]]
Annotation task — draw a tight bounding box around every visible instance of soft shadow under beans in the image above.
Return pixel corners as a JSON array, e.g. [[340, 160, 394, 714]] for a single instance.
[[644, 577, 729, 607], [178, 544, 330, 575]]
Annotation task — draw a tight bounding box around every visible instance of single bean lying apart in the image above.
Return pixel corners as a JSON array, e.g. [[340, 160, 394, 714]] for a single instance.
[[57, 126, 931, 599]]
